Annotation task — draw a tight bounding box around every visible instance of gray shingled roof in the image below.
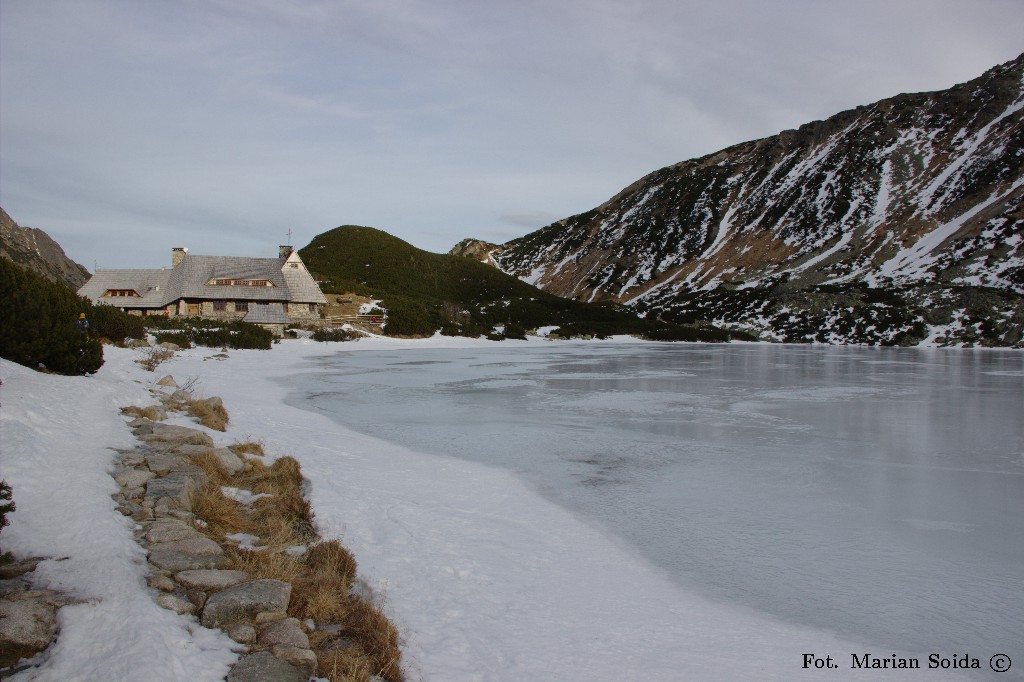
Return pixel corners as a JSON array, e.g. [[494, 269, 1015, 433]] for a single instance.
[[77, 268, 173, 308], [77, 250, 327, 310]]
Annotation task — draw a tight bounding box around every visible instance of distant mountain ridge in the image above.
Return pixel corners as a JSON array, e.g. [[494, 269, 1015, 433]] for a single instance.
[[462, 53, 1024, 346], [0, 207, 90, 289]]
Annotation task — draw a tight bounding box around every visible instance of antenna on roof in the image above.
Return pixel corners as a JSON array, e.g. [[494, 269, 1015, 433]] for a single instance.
[[286, 228, 293, 246]]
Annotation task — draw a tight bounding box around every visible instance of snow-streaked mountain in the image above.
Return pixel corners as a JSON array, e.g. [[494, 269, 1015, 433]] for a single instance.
[[466, 53, 1024, 346], [0, 206, 91, 289]]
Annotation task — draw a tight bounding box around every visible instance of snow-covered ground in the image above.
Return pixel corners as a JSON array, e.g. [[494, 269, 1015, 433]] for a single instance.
[[1, 337, 973, 681]]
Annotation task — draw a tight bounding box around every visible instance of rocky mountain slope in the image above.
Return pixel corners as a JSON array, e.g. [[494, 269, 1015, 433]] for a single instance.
[[464, 53, 1024, 346], [0, 207, 90, 289]]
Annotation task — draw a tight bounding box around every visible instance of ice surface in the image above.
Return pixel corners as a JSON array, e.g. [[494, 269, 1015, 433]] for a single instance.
[[283, 341, 1024, 673], [4, 338, 1018, 681]]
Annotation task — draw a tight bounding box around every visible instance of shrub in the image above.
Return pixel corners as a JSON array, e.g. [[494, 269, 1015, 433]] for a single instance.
[[154, 331, 192, 348], [312, 327, 362, 342], [0, 258, 103, 374], [88, 303, 146, 342]]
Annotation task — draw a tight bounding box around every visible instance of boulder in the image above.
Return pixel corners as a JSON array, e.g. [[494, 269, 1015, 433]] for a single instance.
[[127, 338, 151, 348], [0, 597, 57, 667], [174, 569, 248, 592], [145, 519, 201, 544], [226, 651, 308, 682], [257, 617, 309, 649], [200, 580, 291, 629], [148, 550, 229, 573], [155, 375, 178, 388], [225, 623, 256, 644], [144, 453, 188, 476], [148, 534, 224, 557], [174, 444, 212, 457], [270, 644, 317, 671], [144, 467, 208, 509], [0, 579, 30, 597], [147, 574, 176, 592], [210, 448, 245, 476], [115, 469, 156, 490], [155, 593, 196, 615]]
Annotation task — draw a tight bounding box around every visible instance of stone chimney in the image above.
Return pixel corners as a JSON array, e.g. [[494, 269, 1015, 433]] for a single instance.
[[172, 247, 188, 267], [279, 245, 294, 259]]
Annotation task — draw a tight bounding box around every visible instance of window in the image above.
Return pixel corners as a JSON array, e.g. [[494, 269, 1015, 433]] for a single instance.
[[103, 289, 140, 297], [210, 278, 272, 287], [213, 300, 227, 312], [234, 301, 248, 312]]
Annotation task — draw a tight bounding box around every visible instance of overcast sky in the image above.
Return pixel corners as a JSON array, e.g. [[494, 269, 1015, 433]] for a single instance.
[[2, 0, 1022, 270]]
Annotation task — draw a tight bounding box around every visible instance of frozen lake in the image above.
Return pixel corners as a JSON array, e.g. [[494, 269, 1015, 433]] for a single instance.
[[284, 342, 1024, 665]]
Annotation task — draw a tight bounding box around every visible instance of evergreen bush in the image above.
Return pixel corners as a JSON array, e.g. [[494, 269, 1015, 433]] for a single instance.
[[0, 258, 103, 374], [87, 303, 146, 343]]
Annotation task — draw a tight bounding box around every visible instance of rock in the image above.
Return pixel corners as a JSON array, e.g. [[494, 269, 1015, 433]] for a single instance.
[[123, 487, 145, 500], [0, 597, 57, 667], [148, 550, 228, 573], [144, 468, 208, 509], [169, 389, 192, 403], [200, 580, 292, 629], [225, 623, 256, 644], [0, 578, 30, 596], [115, 469, 156, 489], [148, 534, 224, 557], [127, 338, 151, 348], [131, 421, 156, 436], [270, 644, 317, 671], [0, 558, 42, 580], [155, 375, 178, 388], [174, 569, 249, 592], [257, 617, 310, 649], [145, 519, 201, 543], [174, 444, 212, 457], [226, 651, 308, 682], [141, 423, 214, 447], [184, 588, 208, 609], [157, 341, 181, 352], [155, 593, 196, 615], [144, 453, 188, 476], [119, 449, 148, 466], [210, 448, 245, 476], [254, 610, 288, 625], [147, 574, 176, 592]]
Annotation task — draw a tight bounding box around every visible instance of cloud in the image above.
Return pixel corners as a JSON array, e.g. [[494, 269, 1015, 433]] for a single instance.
[[2, 0, 1022, 269]]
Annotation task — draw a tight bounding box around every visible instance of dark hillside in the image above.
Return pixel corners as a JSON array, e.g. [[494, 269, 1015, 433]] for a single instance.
[[300, 226, 744, 341]]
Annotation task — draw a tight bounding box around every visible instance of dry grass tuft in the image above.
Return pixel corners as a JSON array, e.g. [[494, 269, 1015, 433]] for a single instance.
[[229, 440, 266, 457], [189, 481, 247, 538], [314, 642, 378, 682], [188, 449, 231, 486], [225, 545, 304, 583], [340, 598, 403, 682], [120, 404, 164, 421], [137, 347, 174, 371], [186, 397, 229, 431], [290, 540, 357, 622]]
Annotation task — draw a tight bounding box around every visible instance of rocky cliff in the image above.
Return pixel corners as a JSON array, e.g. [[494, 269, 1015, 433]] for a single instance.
[[0, 207, 90, 290], [469, 53, 1024, 346]]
